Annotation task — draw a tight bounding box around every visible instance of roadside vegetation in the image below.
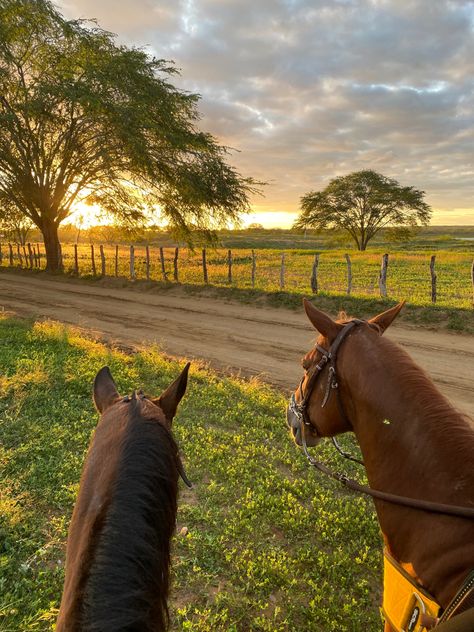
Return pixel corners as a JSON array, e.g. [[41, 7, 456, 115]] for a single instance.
[[2, 226, 474, 334], [2, 240, 474, 332], [0, 315, 382, 631]]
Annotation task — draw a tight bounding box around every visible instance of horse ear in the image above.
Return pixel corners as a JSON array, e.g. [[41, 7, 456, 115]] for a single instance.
[[93, 366, 120, 413], [368, 301, 405, 334], [155, 362, 190, 422], [303, 299, 343, 341]]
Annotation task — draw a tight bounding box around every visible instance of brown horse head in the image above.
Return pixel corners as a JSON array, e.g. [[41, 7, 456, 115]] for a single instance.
[[57, 362, 190, 632], [287, 299, 404, 445], [288, 300, 474, 626]]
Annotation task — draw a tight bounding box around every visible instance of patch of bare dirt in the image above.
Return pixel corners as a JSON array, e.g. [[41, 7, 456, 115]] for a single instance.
[[1, 271, 473, 417]]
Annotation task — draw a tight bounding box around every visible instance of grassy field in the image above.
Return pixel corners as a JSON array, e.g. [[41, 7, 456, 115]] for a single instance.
[[0, 315, 382, 631], [3, 241, 474, 311], [216, 226, 474, 252]]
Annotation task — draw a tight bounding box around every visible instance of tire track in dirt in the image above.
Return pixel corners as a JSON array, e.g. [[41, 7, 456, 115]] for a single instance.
[[1, 271, 473, 417]]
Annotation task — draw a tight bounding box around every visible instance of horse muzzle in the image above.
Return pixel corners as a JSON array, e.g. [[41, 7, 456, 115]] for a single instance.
[[286, 404, 321, 447]]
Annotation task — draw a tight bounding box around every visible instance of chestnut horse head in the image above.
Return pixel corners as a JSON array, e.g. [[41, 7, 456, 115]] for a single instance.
[[56, 362, 190, 632], [288, 300, 474, 630]]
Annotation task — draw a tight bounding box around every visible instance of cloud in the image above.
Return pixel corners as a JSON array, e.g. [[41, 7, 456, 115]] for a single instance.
[[57, 0, 474, 222]]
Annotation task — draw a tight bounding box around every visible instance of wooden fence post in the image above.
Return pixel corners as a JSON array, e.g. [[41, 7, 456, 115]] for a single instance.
[[9, 243, 13, 266], [36, 243, 42, 267], [115, 245, 119, 277], [17, 244, 23, 267], [160, 247, 168, 281], [251, 249, 256, 288], [310, 254, 319, 294], [22, 244, 28, 266], [202, 248, 208, 284], [33, 244, 39, 267], [280, 252, 285, 290], [345, 253, 352, 295], [130, 245, 135, 279], [74, 244, 79, 275], [58, 243, 63, 270], [379, 253, 389, 297], [27, 243, 34, 269], [91, 244, 96, 276], [227, 249, 232, 284], [173, 247, 179, 282], [472, 260, 474, 306], [0, 242, 2, 266], [100, 245, 106, 276], [430, 255, 437, 303], [145, 245, 150, 280]]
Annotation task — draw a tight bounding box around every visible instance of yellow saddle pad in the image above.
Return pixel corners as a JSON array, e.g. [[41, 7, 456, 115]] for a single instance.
[[382, 550, 441, 632]]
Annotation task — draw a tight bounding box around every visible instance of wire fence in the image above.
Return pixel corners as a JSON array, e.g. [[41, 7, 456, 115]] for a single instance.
[[1, 241, 473, 309]]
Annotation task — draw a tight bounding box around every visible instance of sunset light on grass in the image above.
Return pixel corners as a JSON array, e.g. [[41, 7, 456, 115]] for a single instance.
[[2, 2, 474, 632]]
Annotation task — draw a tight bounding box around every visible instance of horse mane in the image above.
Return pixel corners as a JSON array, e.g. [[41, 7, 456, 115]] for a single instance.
[[81, 400, 179, 632], [374, 333, 474, 443], [336, 312, 474, 449]]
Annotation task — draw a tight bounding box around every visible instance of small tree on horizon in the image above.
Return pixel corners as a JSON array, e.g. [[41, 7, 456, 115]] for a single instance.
[[294, 170, 431, 250], [0, 0, 260, 271]]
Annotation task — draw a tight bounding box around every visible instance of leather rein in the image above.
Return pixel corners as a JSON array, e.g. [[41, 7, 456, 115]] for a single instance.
[[289, 320, 474, 520]]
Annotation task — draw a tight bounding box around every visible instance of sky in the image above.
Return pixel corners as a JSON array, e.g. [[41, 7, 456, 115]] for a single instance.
[[58, 0, 474, 227]]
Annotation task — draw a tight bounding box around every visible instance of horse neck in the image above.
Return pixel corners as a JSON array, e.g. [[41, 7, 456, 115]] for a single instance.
[[342, 330, 473, 491], [71, 417, 178, 632], [341, 331, 474, 604]]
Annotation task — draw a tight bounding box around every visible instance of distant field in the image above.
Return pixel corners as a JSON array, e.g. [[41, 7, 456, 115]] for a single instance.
[[215, 226, 474, 252], [0, 316, 381, 631]]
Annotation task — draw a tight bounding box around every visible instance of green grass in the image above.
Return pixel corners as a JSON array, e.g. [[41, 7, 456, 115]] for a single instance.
[[215, 226, 474, 252], [0, 316, 383, 631]]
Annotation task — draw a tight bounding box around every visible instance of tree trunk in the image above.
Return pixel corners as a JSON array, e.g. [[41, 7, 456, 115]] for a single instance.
[[41, 220, 62, 272]]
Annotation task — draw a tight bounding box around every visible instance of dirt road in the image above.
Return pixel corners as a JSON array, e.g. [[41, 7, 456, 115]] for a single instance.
[[1, 271, 473, 417]]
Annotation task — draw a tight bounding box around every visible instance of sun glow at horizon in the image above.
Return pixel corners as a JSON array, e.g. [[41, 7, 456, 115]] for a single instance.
[[68, 202, 107, 229], [67, 200, 474, 230]]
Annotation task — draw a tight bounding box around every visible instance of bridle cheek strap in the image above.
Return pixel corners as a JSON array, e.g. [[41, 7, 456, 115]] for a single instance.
[[290, 320, 363, 432]]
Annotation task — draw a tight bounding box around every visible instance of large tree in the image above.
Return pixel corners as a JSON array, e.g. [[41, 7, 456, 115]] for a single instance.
[[295, 170, 431, 250], [0, 0, 259, 270]]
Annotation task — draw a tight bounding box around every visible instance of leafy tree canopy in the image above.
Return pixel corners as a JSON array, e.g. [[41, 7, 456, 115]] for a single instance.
[[0, 0, 260, 269], [0, 193, 34, 244], [294, 170, 431, 250]]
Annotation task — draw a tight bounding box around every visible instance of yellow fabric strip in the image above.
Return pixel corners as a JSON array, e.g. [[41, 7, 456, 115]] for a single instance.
[[382, 550, 441, 632]]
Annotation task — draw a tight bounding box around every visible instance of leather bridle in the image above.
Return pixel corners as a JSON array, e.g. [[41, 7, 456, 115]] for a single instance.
[[289, 319, 474, 520], [289, 319, 364, 435]]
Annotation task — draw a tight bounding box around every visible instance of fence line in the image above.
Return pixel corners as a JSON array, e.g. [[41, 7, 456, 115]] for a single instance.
[[1, 241, 473, 308]]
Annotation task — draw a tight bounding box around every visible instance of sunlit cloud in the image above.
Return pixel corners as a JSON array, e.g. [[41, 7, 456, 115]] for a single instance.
[[58, 0, 474, 226]]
